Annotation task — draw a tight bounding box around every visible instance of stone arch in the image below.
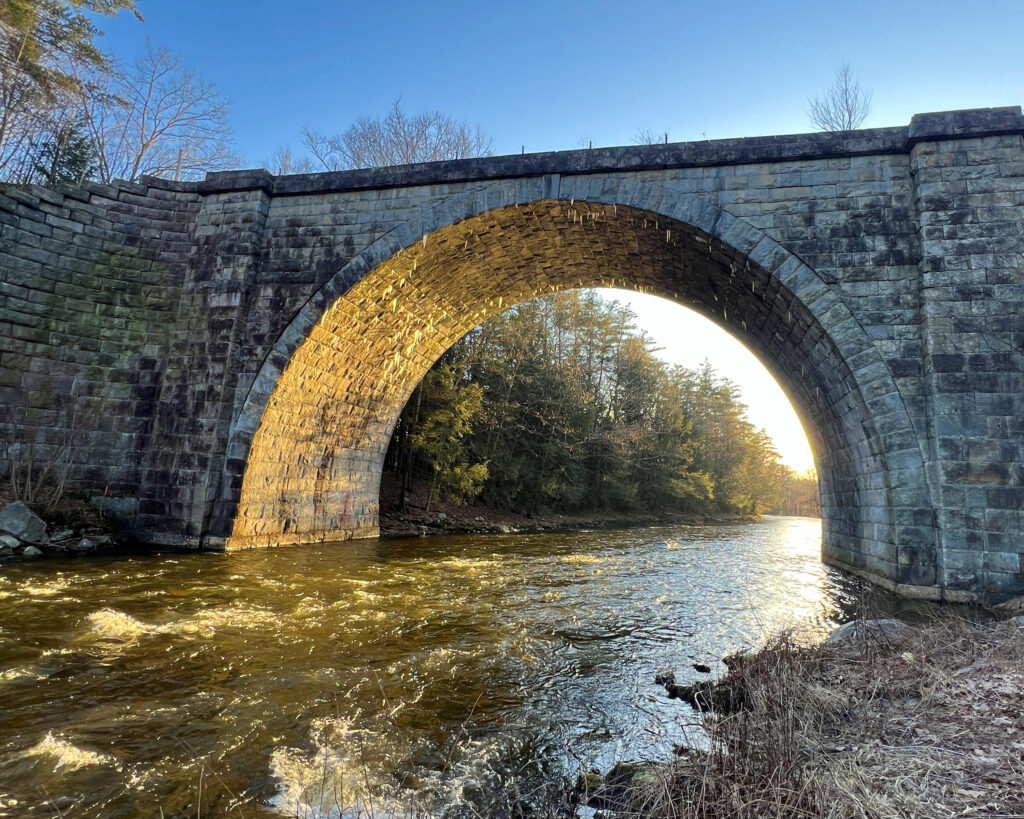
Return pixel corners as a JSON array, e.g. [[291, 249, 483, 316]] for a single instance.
[[219, 182, 936, 588]]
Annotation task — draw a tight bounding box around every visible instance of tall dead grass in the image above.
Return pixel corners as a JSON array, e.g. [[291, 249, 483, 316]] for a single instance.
[[615, 615, 1024, 819]]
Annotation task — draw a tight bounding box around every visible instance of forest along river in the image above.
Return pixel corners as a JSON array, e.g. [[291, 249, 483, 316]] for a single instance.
[[0, 517, 885, 817]]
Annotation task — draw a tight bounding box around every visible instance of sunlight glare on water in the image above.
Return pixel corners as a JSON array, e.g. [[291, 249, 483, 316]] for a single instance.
[[0, 517, 868, 818]]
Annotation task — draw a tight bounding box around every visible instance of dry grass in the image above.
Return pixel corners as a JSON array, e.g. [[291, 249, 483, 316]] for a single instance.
[[606, 614, 1024, 818]]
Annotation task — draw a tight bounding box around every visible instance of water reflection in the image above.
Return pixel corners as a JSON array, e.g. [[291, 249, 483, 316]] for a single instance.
[[0, 517, 866, 817]]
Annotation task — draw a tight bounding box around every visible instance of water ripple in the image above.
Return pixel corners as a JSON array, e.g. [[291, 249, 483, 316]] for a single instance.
[[0, 517, 868, 817]]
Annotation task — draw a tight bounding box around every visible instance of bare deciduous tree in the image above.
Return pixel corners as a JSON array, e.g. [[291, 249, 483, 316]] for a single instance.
[[632, 127, 669, 145], [302, 99, 492, 171], [265, 144, 316, 175], [81, 43, 237, 182], [807, 64, 872, 132]]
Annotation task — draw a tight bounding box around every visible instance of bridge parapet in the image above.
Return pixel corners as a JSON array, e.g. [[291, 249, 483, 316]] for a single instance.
[[200, 106, 1024, 195]]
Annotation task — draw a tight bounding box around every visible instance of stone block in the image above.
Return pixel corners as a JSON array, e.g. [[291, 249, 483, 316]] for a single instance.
[[984, 551, 1022, 574], [0, 501, 48, 544]]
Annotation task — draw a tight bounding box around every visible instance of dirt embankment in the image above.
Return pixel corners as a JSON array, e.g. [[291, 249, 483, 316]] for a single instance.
[[579, 614, 1024, 818], [377, 473, 753, 538], [0, 487, 120, 559]]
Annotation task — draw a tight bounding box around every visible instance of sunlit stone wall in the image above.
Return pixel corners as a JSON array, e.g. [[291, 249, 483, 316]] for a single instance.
[[229, 202, 890, 555], [1, 107, 1021, 598]]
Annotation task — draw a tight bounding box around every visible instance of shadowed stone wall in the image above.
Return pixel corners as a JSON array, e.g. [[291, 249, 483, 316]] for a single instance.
[[1, 107, 1022, 600], [0, 178, 200, 503]]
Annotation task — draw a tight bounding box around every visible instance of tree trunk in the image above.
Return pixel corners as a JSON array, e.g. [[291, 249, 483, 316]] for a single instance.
[[398, 384, 422, 513]]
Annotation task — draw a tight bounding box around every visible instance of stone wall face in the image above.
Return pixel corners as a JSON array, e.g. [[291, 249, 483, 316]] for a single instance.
[[1, 107, 1021, 599], [910, 130, 1024, 595], [0, 178, 200, 515]]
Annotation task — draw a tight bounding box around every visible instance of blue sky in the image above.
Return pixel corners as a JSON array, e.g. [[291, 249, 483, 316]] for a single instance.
[[98, 0, 1023, 163], [95, 0, 1023, 470]]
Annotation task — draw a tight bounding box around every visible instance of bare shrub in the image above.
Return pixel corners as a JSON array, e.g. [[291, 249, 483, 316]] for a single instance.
[[2, 382, 99, 512], [627, 616, 1024, 818]]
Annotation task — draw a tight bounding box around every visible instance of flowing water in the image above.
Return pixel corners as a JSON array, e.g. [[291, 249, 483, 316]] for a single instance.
[[0, 517, 882, 817]]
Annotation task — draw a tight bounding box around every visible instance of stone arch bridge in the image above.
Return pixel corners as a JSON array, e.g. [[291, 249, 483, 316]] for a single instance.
[[2, 107, 1023, 601]]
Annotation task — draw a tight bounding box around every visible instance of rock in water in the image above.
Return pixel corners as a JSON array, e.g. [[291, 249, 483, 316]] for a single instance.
[[827, 618, 911, 645], [582, 762, 662, 813], [654, 668, 675, 686], [0, 501, 48, 545], [22, 545, 43, 556]]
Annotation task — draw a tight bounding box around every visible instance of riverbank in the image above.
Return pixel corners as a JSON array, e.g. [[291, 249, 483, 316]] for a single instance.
[[0, 478, 760, 557], [581, 613, 1024, 818], [0, 489, 121, 559], [378, 474, 755, 538]]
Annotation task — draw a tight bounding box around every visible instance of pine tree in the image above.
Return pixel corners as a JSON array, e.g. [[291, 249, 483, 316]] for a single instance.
[[0, 0, 140, 176], [28, 114, 95, 183], [386, 290, 797, 520]]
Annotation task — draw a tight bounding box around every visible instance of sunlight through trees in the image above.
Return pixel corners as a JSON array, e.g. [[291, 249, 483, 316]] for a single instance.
[[386, 291, 819, 518]]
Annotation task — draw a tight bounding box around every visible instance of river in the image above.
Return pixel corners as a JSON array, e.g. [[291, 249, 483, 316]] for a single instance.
[[0, 516, 877, 817]]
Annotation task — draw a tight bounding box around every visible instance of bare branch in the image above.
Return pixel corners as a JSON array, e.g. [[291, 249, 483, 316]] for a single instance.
[[81, 42, 237, 182], [632, 127, 669, 145], [302, 98, 492, 171], [264, 144, 316, 175], [807, 64, 872, 132]]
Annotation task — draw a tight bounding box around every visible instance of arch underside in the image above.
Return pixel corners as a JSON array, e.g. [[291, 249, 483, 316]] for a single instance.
[[227, 200, 933, 587]]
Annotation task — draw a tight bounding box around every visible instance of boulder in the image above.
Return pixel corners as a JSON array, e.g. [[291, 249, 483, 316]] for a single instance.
[[997, 595, 1024, 612], [0, 501, 48, 545], [827, 618, 912, 645], [579, 762, 663, 813], [73, 538, 96, 552], [664, 679, 746, 713], [21, 545, 42, 557], [0, 533, 19, 551]]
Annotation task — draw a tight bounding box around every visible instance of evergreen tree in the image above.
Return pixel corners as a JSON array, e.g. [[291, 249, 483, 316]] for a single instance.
[[27, 113, 95, 183], [0, 0, 140, 173], [385, 290, 808, 520], [398, 353, 487, 512], [771, 468, 821, 517]]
